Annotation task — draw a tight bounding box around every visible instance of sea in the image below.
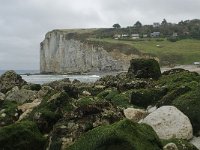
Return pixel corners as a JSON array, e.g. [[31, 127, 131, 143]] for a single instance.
[[0, 70, 101, 84]]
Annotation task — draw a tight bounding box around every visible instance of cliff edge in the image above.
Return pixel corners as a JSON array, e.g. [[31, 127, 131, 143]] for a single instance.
[[40, 29, 143, 74]]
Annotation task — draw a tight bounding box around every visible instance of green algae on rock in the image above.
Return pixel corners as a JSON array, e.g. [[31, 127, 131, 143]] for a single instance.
[[68, 119, 163, 150], [127, 59, 161, 79], [131, 87, 167, 108], [0, 121, 46, 150], [28, 91, 74, 133], [162, 138, 198, 150]]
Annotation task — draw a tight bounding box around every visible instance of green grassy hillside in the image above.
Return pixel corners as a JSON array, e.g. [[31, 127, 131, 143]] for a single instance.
[[88, 38, 200, 66]]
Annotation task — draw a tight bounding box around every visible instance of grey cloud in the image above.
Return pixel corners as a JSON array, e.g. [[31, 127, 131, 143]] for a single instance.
[[0, 0, 199, 69]]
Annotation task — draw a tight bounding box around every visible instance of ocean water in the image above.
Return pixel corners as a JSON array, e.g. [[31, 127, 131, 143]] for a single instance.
[[0, 70, 101, 84]]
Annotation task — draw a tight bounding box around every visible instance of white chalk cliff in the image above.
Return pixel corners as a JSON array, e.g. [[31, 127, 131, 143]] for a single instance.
[[40, 30, 137, 74]]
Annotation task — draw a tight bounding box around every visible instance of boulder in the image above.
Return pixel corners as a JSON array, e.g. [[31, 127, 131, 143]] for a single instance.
[[37, 86, 54, 99], [0, 101, 20, 126], [17, 99, 42, 121], [170, 86, 200, 135], [130, 87, 167, 108], [22, 83, 42, 91], [190, 136, 200, 150], [47, 100, 124, 149], [163, 143, 178, 150], [127, 59, 161, 79], [95, 75, 118, 87], [147, 105, 157, 113], [5, 89, 37, 103], [0, 92, 5, 101], [68, 119, 163, 150], [0, 70, 26, 93], [155, 69, 200, 134], [142, 106, 193, 140], [44, 78, 71, 91], [117, 80, 148, 92], [82, 90, 91, 96], [162, 138, 198, 150], [0, 121, 46, 150], [124, 108, 147, 122], [30, 91, 72, 133], [162, 68, 190, 76]]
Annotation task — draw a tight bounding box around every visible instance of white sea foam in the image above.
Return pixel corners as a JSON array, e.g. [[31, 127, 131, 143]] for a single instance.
[[21, 74, 101, 84]]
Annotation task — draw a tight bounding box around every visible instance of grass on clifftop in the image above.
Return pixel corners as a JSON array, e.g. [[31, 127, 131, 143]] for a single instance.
[[89, 38, 200, 65]]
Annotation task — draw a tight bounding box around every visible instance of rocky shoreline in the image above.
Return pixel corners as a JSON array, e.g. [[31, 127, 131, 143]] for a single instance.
[[0, 59, 200, 150]]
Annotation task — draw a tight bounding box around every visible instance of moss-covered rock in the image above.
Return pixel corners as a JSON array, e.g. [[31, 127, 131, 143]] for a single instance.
[[68, 119, 163, 150], [63, 84, 79, 99], [75, 97, 96, 107], [130, 88, 167, 108], [22, 83, 42, 91], [127, 59, 161, 79], [0, 121, 46, 150], [162, 138, 198, 150], [97, 89, 111, 99], [171, 85, 200, 135], [44, 78, 71, 91], [30, 84, 42, 91], [48, 101, 124, 149], [110, 93, 131, 108], [97, 88, 131, 108], [28, 91, 74, 133], [155, 70, 200, 134], [0, 101, 20, 126], [95, 75, 118, 87], [5, 89, 37, 104], [0, 70, 27, 94], [117, 80, 148, 92], [156, 69, 200, 91], [104, 88, 119, 100], [156, 85, 191, 107]]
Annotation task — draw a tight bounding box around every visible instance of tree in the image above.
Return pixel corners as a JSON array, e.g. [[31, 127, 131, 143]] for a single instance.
[[161, 19, 167, 26], [113, 23, 121, 28], [134, 21, 142, 28]]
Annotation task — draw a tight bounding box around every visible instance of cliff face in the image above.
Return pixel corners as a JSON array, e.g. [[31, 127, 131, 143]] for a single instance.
[[40, 30, 134, 74]]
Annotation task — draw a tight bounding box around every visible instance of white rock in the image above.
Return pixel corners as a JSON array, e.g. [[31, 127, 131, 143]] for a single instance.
[[1, 113, 6, 117], [163, 143, 178, 150], [124, 108, 147, 122], [190, 136, 200, 149], [82, 91, 91, 96], [37, 86, 54, 98], [6, 89, 37, 103], [141, 106, 193, 140], [0, 109, 5, 113], [0, 92, 5, 101], [12, 86, 19, 92], [17, 99, 42, 121], [147, 105, 157, 113]]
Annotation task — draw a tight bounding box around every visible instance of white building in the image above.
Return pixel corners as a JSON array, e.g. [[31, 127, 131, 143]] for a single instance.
[[131, 34, 140, 39], [153, 23, 160, 28], [151, 32, 160, 37]]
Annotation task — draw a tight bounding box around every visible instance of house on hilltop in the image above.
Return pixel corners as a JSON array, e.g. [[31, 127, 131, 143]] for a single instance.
[[131, 34, 140, 39], [153, 23, 160, 27], [151, 32, 160, 38], [172, 32, 178, 37], [113, 34, 121, 39], [122, 34, 129, 38]]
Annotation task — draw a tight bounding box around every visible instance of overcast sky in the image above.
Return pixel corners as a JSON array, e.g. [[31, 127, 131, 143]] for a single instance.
[[0, 0, 200, 70]]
